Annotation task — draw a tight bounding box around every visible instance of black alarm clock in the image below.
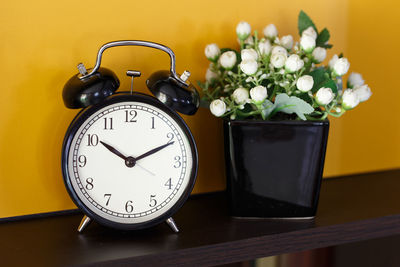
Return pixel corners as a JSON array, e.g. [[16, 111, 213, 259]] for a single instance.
[[61, 40, 199, 233]]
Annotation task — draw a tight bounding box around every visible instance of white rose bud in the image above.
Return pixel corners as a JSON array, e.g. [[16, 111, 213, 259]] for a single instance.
[[302, 26, 317, 40], [210, 99, 226, 117], [263, 24, 278, 39], [316, 87, 335, 105], [312, 47, 327, 63], [285, 54, 304, 73], [240, 59, 258, 75], [271, 52, 287, 68], [233, 87, 249, 104], [250, 85, 268, 103], [353, 84, 372, 102], [333, 57, 350, 76], [328, 54, 339, 69], [281, 35, 294, 50], [258, 40, 272, 56], [219, 51, 237, 70], [300, 35, 316, 53], [205, 68, 218, 82], [204, 43, 220, 62], [342, 89, 360, 109], [348, 72, 364, 88], [241, 48, 258, 61], [296, 75, 314, 92], [236, 21, 251, 40], [272, 45, 288, 56]]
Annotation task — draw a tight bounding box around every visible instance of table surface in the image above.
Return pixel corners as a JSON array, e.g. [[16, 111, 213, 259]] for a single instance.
[[1, 169, 400, 267]]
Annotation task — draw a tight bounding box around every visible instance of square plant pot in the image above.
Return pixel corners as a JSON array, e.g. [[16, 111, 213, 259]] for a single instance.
[[223, 119, 329, 218]]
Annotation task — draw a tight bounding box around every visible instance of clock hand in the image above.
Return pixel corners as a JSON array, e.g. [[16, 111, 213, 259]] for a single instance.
[[100, 141, 129, 161], [136, 142, 175, 161], [136, 163, 156, 176], [100, 141, 155, 175]]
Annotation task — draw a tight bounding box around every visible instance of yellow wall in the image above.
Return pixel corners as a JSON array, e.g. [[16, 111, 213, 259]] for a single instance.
[[0, 0, 398, 218]]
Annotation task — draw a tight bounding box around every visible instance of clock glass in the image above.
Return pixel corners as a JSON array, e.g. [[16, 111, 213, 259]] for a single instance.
[[65, 100, 194, 226]]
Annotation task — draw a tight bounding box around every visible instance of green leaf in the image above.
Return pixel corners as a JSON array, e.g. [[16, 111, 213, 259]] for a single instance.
[[298, 10, 317, 36], [297, 92, 313, 105], [273, 94, 314, 120], [319, 43, 333, 49], [309, 68, 326, 93], [320, 79, 338, 94], [309, 68, 338, 94], [316, 28, 330, 47]]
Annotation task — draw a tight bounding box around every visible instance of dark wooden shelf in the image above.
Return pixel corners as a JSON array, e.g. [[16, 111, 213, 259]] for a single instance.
[[1, 169, 400, 266]]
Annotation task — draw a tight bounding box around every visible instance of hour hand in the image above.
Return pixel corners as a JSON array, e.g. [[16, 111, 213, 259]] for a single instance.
[[100, 141, 128, 161]]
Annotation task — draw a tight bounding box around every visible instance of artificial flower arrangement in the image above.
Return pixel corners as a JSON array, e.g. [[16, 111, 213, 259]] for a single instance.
[[199, 11, 372, 121]]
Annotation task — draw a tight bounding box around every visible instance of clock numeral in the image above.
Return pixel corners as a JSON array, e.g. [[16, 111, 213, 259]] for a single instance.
[[87, 134, 99, 146], [151, 116, 155, 129], [78, 155, 87, 167], [125, 200, 134, 213], [125, 110, 137, 123], [149, 195, 157, 207], [104, 194, 111, 206], [174, 156, 181, 168], [103, 117, 113, 130], [167, 132, 174, 144], [85, 178, 94, 190], [165, 178, 173, 190]]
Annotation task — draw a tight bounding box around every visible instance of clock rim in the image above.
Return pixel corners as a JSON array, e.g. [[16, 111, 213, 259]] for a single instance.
[[61, 92, 198, 230]]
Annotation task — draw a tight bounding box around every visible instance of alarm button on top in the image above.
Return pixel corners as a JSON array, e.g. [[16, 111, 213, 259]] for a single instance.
[[62, 67, 120, 109], [146, 70, 199, 115]]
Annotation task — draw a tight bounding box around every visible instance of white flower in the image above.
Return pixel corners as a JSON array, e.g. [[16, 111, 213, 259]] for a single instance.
[[281, 35, 294, 50], [302, 26, 317, 40], [342, 89, 360, 109], [236, 21, 251, 40], [272, 45, 287, 56], [312, 47, 327, 63], [240, 59, 258, 75], [233, 87, 249, 104], [258, 40, 272, 56], [263, 24, 278, 38], [353, 84, 372, 102], [285, 54, 304, 73], [204, 43, 220, 61], [328, 54, 339, 69], [348, 72, 364, 87], [219, 51, 237, 70], [241, 48, 258, 61], [250, 85, 268, 103], [296, 75, 314, 92], [333, 57, 350, 76], [205, 68, 218, 82], [210, 99, 226, 117], [300, 35, 315, 53], [271, 52, 287, 68], [316, 87, 335, 105]]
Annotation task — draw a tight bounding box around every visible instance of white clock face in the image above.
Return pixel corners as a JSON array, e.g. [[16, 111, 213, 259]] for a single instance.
[[66, 101, 194, 224]]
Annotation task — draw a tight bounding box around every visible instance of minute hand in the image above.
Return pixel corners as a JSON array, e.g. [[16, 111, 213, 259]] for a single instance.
[[136, 142, 174, 161]]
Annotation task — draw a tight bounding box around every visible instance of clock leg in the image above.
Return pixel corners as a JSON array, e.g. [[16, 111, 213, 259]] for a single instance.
[[77, 215, 92, 233], [166, 217, 179, 233]]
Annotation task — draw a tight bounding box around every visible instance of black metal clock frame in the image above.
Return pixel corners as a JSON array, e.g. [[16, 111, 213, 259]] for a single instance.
[[61, 92, 198, 230]]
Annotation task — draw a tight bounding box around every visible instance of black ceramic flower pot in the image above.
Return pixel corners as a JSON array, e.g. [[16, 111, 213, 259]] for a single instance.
[[223, 119, 329, 218]]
